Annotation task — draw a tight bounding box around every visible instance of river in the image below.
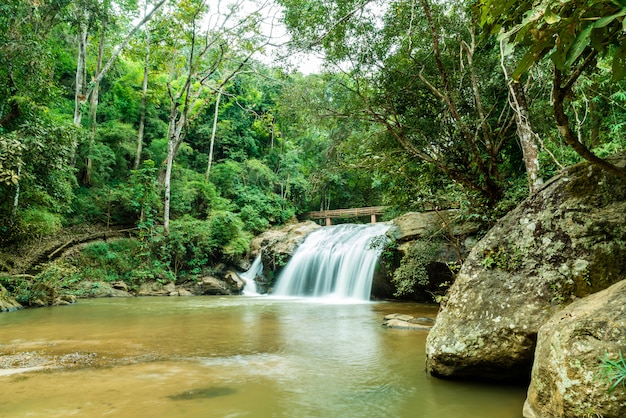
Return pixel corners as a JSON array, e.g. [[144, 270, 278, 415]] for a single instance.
[[0, 296, 525, 417]]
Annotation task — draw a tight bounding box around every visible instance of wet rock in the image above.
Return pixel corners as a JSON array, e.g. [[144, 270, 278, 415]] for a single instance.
[[53, 295, 76, 306], [111, 281, 129, 292], [223, 271, 244, 293], [383, 313, 435, 330], [523, 280, 626, 418], [389, 209, 479, 243], [373, 210, 479, 302], [426, 155, 626, 382], [176, 288, 194, 296]]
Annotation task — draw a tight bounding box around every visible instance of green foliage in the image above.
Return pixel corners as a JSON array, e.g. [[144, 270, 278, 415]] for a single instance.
[[125, 159, 160, 237], [597, 351, 626, 393], [0, 260, 79, 305], [152, 214, 250, 277], [477, 0, 626, 81], [18, 208, 63, 238], [0, 114, 77, 243], [206, 211, 250, 260], [391, 240, 439, 297], [72, 239, 146, 283]]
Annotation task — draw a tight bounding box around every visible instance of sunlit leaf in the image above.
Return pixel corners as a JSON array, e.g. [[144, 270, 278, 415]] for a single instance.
[[544, 7, 560, 24]]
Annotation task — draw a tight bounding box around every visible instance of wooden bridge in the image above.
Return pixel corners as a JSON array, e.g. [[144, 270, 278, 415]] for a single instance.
[[305, 206, 388, 226]]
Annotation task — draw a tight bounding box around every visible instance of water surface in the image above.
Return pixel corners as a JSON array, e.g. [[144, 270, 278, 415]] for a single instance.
[[0, 297, 525, 417]]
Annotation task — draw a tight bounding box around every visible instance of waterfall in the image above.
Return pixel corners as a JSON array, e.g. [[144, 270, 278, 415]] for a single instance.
[[240, 253, 263, 296], [272, 223, 390, 301]]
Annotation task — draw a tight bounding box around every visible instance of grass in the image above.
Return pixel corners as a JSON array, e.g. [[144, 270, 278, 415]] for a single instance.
[[597, 350, 626, 393]]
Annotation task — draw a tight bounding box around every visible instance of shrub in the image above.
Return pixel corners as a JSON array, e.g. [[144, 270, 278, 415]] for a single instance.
[[391, 240, 439, 297]]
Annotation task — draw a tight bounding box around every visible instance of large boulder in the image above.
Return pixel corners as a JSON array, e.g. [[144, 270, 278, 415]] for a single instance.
[[389, 209, 479, 244], [523, 280, 626, 418], [425, 156, 626, 382]]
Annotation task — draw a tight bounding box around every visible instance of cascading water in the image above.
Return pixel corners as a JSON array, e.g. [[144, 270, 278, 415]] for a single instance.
[[240, 253, 263, 296], [271, 223, 390, 301]]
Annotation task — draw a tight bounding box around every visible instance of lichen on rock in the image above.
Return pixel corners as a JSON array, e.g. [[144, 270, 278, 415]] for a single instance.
[[523, 279, 626, 418], [425, 155, 626, 382]]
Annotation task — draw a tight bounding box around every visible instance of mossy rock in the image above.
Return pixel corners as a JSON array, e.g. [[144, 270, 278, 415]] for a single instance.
[[426, 154, 626, 382]]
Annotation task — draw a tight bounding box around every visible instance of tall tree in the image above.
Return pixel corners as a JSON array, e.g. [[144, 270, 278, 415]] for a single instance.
[[134, 1, 153, 169], [158, 0, 272, 234], [71, 0, 166, 128]]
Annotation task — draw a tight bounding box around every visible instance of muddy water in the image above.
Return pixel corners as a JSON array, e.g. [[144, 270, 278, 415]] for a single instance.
[[0, 297, 525, 417]]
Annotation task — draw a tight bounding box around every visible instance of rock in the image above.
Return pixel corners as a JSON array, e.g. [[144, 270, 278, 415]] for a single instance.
[[383, 313, 435, 330], [137, 282, 176, 296], [223, 271, 244, 293], [523, 279, 626, 418], [177, 288, 194, 296], [53, 295, 76, 306], [425, 155, 626, 382], [250, 220, 320, 291], [389, 209, 479, 243], [374, 210, 479, 302], [75, 281, 133, 298], [190, 276, 231, 295], [0, 284, 22, 312], [111, 281, 129, 292]]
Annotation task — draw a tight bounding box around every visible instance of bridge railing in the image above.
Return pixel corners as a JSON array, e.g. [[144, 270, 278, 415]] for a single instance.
[[305, 206, 388, 225]]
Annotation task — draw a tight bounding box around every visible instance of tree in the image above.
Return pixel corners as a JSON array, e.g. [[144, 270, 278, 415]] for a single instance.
[[0, 0, 69, 130], [477, 0, 626, 179], [278, 0, 522, 208], [70, 0, 166, 185], [157, 0, 273, 234]]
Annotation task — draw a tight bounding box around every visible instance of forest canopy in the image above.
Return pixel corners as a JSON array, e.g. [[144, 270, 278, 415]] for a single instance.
[[1, 0, 625, 262]]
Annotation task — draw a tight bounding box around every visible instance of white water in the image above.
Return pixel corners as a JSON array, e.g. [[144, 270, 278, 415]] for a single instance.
[[271, 223, 390, 301], [240, 253, 262, 296]]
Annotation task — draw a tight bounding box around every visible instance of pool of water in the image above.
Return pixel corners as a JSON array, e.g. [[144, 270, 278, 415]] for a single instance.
[[0, 296, 525, 417]]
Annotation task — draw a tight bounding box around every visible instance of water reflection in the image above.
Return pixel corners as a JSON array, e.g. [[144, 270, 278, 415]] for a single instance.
[[0, 297, 525, 417]]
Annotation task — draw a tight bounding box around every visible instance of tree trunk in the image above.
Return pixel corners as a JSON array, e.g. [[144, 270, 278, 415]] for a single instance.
[[84, 17, 107, 185], [163, 136, 175, 235], [73, 14, 88, 127], [511, 82, 543, 192], [205, 89, 222, 181], [499, 39, 543, 193], [553, 68, 626, 180], [135, 24, 151, 170], [12, 165, 20, 218]]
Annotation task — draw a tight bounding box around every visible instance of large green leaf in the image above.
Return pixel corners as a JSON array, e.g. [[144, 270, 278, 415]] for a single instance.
[[564, 24, 594, 68], [593, 8, 626, 28], [612, 42, 626, 81]]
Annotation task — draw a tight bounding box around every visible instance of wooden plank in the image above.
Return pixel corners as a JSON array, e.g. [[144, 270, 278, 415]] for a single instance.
[[305, 206, 388, 220]]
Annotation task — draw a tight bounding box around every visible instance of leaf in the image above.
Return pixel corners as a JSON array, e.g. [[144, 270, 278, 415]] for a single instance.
[[544, 7, 560, 24], [612, 42, 626, 82], [512, 49, 540, 81], [593, 9, 626, 28], [564, 24, 594, 68]]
